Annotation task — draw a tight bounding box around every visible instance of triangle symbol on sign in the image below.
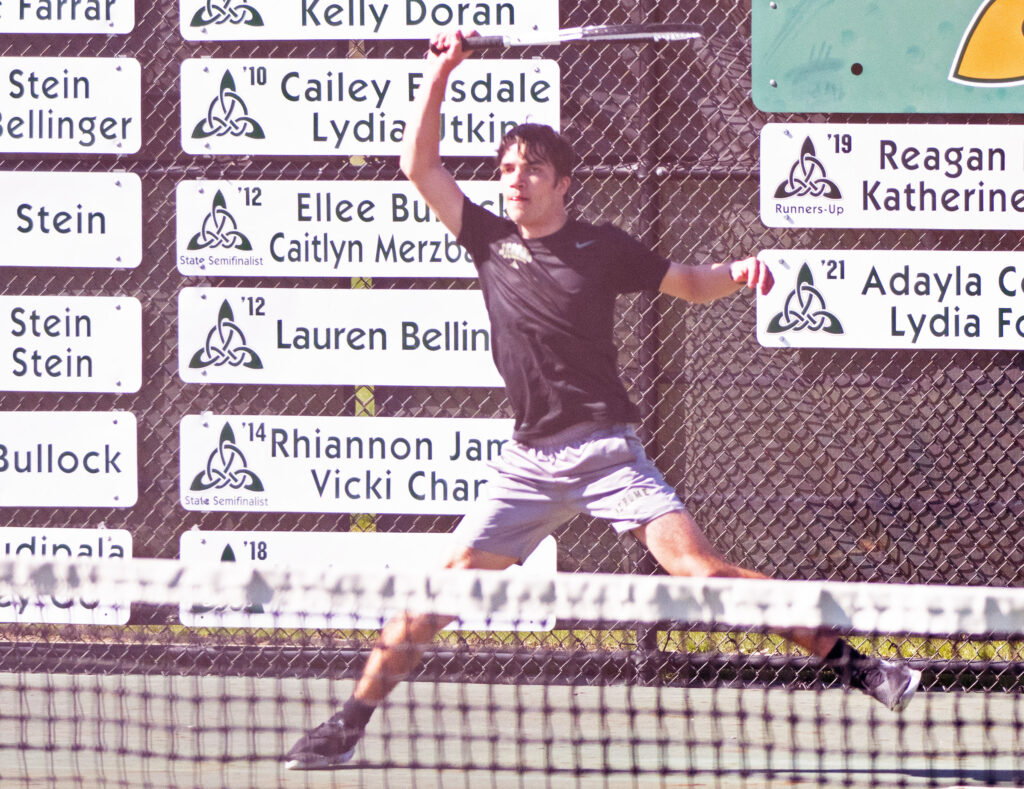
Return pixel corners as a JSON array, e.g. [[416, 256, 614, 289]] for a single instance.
[[951, 0, 1024, 85], [218, 543, 265, 613]]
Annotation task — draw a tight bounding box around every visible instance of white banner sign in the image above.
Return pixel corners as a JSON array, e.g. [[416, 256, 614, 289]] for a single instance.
[[0, 411, 137, 507], [1, 171, 141, 268], [181, 415, 512, 514], [0, 58, 141, 154], [0, 527, 132, 624], [178, 287, 502, 386], [757, 249, 1024, 349], [761, 124, 1024, 230], [176, 180, 508, 278], [0, 295, 141, 392], [2, 0, 134, 33], [180, 58, 559, 156], [180, 0, 556, 41], [179, 529, 556, 630]]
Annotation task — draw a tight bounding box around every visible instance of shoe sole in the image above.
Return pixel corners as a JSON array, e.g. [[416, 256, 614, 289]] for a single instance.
[[891, 668, 922, 713], [284, 746, 356, 771]]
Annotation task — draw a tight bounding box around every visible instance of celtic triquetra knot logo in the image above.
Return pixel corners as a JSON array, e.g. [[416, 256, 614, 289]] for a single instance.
[[188, 190, 253, 252], [192, 71, 266, 140], [767, 263, 844, 335], [190, 0, 264, 27], [190, 423, 265, 492], [775, 137, 842, 199], [189, 300, 264, 369]]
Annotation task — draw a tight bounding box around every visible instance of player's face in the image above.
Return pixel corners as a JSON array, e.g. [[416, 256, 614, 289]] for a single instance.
[[498, 144, 570, 233]]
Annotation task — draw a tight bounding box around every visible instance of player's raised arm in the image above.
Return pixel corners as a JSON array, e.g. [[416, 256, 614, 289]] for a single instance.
[[399, 30, 474, 238], [658, 256, 773, 304]]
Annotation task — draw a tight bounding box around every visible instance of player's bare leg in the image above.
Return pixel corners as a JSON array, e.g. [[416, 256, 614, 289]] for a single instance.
[[632, 510, 920, 711], [284, 546, 516, 769], [354, 546, 516, 702]]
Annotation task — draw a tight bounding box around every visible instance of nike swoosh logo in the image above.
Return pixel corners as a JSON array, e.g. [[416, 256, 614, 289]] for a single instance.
[[575, 240, 596, 249]]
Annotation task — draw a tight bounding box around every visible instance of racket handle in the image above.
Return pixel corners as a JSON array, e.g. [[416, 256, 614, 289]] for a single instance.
[[429, 35, 506, 54], [462, 35, 506, 50]]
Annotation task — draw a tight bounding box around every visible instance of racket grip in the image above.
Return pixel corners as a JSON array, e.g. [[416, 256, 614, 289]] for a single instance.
[[429, 35, 506, 54], [462, 35, 506, 50]]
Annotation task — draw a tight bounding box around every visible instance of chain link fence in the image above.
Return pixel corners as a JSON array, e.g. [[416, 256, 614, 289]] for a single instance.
[[2, 1, 1022, 671]]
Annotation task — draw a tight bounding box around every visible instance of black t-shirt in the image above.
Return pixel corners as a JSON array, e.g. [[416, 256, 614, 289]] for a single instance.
[[458, 197, 671, 443]]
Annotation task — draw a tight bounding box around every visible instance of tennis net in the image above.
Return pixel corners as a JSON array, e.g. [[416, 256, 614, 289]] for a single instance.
[[1, 556, 1023, 788]]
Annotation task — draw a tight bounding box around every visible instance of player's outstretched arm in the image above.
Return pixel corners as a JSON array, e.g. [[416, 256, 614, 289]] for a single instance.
[[658, 256, 773, 304], [399, 30, 474, 238]]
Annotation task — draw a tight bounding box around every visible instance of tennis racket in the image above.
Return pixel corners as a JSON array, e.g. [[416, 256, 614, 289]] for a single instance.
[[430, 23, 704, 54]]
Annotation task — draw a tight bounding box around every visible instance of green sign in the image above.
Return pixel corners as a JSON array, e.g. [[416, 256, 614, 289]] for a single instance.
[[752, 0, 1024, 112]]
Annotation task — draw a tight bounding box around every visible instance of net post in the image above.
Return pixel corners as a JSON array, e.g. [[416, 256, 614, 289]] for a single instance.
[[626, 0, 673, 675]]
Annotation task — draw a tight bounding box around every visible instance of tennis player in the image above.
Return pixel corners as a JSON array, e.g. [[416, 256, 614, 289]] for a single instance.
[[285, 29, 921, 770]]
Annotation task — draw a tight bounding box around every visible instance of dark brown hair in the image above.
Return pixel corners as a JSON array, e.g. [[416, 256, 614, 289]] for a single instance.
[[496, 123, 574, 181]]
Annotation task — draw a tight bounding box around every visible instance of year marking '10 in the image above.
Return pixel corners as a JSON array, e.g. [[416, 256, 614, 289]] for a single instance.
[[243, 66, 268, 86]]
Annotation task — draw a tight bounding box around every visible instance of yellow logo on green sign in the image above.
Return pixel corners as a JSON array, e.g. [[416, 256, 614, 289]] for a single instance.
[[952, 0, 1024, 85], [752, 0, 1024, 112]]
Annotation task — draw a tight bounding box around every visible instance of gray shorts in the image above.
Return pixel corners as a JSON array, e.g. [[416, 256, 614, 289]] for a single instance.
[[451, 423, 685, 562]]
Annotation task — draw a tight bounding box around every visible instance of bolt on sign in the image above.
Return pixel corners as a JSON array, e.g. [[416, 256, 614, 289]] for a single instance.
[[178, 287, 503, 386], [180, 0, 557, 41], [180, 58, 559, 156], [753, 0, 1024, 112], [181, 414, 514, 515], [0, 527, 133, 624], [1, 172, 141, 269], [0, 411, 137, 507], [757, 249, 1024, 350], [179, 528, 556, 630], [176, 180, 507, 278], [0, 295, 142, 393], [0, 58, 141, 154], [761, 123, 1024, 230], [2, 0, 134, 33]]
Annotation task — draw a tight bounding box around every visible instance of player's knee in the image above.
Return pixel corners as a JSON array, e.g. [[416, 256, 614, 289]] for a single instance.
[[443, 545, 517, 571], [443, 547, 477, 570], [380, 611, 451, 643]]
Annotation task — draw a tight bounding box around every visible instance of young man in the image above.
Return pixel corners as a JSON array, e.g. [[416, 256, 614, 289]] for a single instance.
[[285, 30, 920, 770]]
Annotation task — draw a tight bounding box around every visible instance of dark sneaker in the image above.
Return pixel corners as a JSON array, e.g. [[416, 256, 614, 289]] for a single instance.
[[856, 659, 921, 712], [284, 714, 363, 770]]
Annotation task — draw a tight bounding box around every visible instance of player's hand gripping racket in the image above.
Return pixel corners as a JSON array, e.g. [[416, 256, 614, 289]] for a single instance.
[[429, 23, 704, 54]]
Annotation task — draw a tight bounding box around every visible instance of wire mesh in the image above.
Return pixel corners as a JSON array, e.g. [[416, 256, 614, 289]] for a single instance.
[[1, 2, 1022, 670]]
